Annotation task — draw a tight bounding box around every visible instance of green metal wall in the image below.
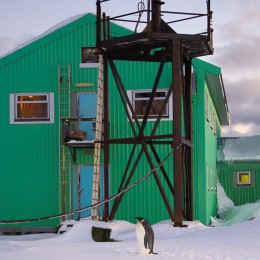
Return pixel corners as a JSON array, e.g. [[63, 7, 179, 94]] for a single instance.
[[0, 13, 131, 229], [108, 59, 225, 225], [108, 61, 174, 224], [218, 161, 260, 205], [0, 12, 227, 228], [192, 59, 223, 225]]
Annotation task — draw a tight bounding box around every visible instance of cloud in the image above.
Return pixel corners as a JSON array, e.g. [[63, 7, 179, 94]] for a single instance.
[[0, 34, 34, 57], [222, 73, 260, 137], [233, 123, 254, 135], [222, 122, 260, 137], [0, 37, 17, 56], [208, 0, 260, 137], [212, 23, 260, 79], [214, 39, 260, 79]]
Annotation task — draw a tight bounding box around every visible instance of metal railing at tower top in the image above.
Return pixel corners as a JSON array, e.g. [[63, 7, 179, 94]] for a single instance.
[[96, 0, 213, 48]]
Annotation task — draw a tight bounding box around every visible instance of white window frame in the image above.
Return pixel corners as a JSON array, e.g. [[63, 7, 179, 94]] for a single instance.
[[10, 92, 54, 124], [127, 89, 173, 121]]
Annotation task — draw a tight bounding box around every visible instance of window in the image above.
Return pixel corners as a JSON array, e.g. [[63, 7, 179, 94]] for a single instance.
[[212, 113, 216, 135], [205, 92, 209, 122], [128, 89, 172, 120], [80, 47, 99, 68], [209, 103, 213, 129], [237, 171, 251, 186], [10, 93, 54, 124]]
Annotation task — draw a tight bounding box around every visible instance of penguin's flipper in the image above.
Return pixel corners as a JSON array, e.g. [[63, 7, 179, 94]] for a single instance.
[[147, 226, 155, 253], [144, 232, 150, 249], [147, 233, 155, 253], [143, 223, 153, 250], [145, 224, 156, 253]]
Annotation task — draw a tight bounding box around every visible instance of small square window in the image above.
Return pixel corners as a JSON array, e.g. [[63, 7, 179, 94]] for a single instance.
[[80, 47, 99, 68], [10, 92, 54, 124], [127, 89, 172, 121], [237, 172, 251, 186]]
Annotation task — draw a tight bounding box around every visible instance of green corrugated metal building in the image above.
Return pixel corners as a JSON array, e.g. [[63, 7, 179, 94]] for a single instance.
[[192, 59, 229, 224], [109, 58, 229, 225], [218, 136, 260, 206], [0, 13, 132, 232], [0, 13, 229, 232]]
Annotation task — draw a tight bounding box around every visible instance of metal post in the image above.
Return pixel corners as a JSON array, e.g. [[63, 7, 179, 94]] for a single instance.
[[184, 60, 193, 221], [152, 0, 162, 32], [96, 0, 101, 47], [207, 0, 213, 48], [147, 0, 151, 25], [172, 40, 184, 227]]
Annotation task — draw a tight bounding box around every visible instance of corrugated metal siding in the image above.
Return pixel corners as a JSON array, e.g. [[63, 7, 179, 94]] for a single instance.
[[204, 86, 219, 223], [192, 60, 223, 225], [0, 13, 227, 227], [108, 61, 174, 224], [0, 13, 118, 228], [192, 66, 206, 224], [0, 39, 62, 227], [108, 58, 224, 225], [218, 161, 260, 205], [109, 144, 174, 224]]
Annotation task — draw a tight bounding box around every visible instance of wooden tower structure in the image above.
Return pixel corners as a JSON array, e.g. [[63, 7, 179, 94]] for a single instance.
[[95, 0, 213, 226]]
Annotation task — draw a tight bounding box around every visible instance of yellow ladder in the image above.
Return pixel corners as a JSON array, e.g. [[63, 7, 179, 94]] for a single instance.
[[91, 55, 104, 220], [58, 64, 72, 220]]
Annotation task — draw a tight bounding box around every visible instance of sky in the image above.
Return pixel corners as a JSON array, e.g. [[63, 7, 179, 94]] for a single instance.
[[0, 0, 260, 137], [2, 184, 260, 259]]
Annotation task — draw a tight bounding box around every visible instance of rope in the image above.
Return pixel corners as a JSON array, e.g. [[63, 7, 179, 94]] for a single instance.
[[0, 142, 184, 225], [134, 0, 145, 33]]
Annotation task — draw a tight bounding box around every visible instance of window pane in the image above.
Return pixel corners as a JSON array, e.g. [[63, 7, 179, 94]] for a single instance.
[[155, 92, 166, 98], [135, 91, 166, 99], [17, 95, 47, 102], [135, 92, 151, 98], [16, 103, 48, 120], [238, 172, 251, 185], [135, 100, 167, 117], [135, 100, 147, 115], [151, 100, 166, 115], [82, 48, 98, 63]]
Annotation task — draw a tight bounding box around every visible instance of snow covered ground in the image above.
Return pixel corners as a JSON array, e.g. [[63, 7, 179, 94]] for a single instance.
[[1, 185, 260, 260], [1, 212, 260, 259]]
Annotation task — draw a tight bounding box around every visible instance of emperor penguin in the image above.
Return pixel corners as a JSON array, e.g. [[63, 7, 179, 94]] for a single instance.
[[135, 217, 156, 254]]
